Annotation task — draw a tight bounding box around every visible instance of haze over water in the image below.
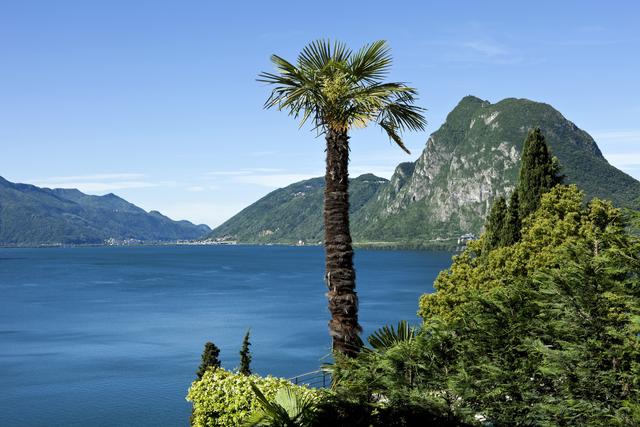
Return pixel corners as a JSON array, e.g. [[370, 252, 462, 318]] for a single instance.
[[0, 245, 451, 426]]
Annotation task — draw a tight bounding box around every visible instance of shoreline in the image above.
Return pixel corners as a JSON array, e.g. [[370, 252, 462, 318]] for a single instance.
[[0, 240, 462, 251]]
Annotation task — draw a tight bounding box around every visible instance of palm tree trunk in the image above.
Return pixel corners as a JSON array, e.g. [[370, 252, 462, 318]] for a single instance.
[[324, 128, 361, 357]]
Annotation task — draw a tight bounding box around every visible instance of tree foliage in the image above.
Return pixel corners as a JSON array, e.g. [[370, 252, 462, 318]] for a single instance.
[[486, 128, 560, 251], [417, 185, 640, 425], [483, 196, 507, 252], [196, 341, 221, 380], [500, 189, 521, 246], [331, 185, 639, 426], [517, 127, 563, 219], [239, 330, 252, 376]]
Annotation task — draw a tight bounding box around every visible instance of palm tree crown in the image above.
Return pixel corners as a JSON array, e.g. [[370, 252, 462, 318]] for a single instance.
[[258, 40, 426, 153]]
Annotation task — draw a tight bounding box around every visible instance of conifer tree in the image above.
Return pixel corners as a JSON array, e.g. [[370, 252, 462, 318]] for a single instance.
[[196, 341, 221, 380], [517, 128, 562, 219], [483, 196, 507, 252], [500, 190, 521, 246], [238, 329, 252, 376]]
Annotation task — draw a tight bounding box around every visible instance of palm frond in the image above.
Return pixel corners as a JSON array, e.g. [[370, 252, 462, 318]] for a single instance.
[[374, 89, 426, 153], [298, 39, 351, 71], [243, 383, 318, 427], [274, 387, 318, 425], [242, 383, 288, 426], [348, 40, 392, 83], [380, 121, 411, 154], [380, 101, 427, 132], [367, 320, 417, 350]]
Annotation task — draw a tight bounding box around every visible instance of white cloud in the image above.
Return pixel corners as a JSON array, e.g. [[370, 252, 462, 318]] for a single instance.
[[34, 181, 158, 192], [544, 39, 620, 48], [423, 39, 521, 65], [249, 167, 286, 173], [603, 153, 640, 167], [186, 186, 206, 192], [206, 171, 252, 176], [592, 130, 640, 180], [36, 173, 145, 183], [248, 150, 279, 157], [592, 130, 640, 146], [30, 172, 170, 194], [204, 168, 317, 189], [462, 41, 510, 57], [205, 167, 285, 177]]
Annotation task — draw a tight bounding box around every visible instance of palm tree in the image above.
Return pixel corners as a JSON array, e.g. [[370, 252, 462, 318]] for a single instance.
[[259, 40, 426, 357]]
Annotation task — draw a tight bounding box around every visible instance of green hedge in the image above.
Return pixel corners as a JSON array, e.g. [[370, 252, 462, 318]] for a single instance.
[[187, 368, 323, 426]]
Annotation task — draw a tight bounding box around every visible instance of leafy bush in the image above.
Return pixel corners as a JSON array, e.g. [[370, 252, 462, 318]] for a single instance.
[[187, 368, 323, 427]]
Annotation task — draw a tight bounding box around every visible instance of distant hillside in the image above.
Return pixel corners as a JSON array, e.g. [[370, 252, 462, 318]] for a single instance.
[[208, 174, 388, 243], [0, 177, 211, 246], [207, 96, 640, 247]]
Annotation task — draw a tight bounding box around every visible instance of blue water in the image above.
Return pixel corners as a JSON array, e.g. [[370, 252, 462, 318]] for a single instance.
[[0, 245, 452, 426]]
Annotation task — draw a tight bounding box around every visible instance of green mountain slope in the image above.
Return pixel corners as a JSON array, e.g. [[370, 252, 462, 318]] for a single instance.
[[352, 96, 640, 245], [208, 96, 640, 246], [0, 176, 211, 245], [208, 174, 388, 243]]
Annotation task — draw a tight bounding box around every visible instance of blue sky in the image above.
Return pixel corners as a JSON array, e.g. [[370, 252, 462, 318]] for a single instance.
[[1, 1, 639, 227]]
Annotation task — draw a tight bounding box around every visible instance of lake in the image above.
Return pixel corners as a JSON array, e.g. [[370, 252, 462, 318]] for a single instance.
[[0, 245, 452, 426]]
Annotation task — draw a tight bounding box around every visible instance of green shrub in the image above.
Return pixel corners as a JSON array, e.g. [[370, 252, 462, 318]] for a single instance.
[[186, 368, 323, 427]]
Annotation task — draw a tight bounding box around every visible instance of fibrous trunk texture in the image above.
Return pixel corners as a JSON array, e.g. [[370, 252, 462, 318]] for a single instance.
[[324, 128, 361, 357]]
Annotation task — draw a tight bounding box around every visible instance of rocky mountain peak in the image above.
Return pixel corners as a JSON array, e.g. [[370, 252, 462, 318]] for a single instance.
[[350, 96, 640, 244]]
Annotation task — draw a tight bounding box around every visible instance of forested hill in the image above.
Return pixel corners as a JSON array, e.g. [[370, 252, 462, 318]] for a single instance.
[[208, 174, 388, 243], [207, 96, 640, 246], [0, 176, 211, 246]]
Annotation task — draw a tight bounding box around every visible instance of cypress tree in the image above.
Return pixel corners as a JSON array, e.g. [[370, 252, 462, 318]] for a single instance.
[[484, 196, 507, 252], [196, 341, 221, 379], [517, 128, 562, 219], [501, 190, 522, 246], [238, 329, 252, 376]]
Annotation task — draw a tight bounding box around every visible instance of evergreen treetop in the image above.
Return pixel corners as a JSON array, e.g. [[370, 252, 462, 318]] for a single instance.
[[238, 329, 252, 376], [483, 196, 507, 252], [517, 127, 562, 219], [196, 341, 221, 380], [500, 189, 521, 246]]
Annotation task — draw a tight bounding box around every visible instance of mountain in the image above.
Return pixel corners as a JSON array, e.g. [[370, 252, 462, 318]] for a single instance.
[[209, 174, 388, 243], [0, 176, 211, 246], [351, 96, 640, 245], [207, 96, 640, 246]]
